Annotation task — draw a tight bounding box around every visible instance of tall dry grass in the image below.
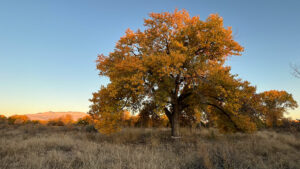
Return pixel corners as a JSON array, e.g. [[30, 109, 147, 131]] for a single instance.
[[0, 124, 299, 169]]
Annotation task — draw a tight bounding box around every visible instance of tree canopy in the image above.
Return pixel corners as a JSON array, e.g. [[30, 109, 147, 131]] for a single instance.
[[258, 90, 298, 127]]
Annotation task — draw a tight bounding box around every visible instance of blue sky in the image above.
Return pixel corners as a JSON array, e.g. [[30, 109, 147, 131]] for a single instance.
[[0, 0, 299, 119]]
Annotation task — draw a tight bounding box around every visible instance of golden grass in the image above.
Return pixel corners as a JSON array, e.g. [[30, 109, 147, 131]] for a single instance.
[[0, 124, 299, 169]]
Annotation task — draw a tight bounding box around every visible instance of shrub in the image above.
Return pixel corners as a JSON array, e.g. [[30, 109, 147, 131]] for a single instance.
[[85, 124, 97, 133], [47, 119, 65, 126], [76, 115, 93, 126], [0, 115, 7, 123], [47, 114, 74, 126], [8, 115, 29, 124], [278, 118, 300, 132]]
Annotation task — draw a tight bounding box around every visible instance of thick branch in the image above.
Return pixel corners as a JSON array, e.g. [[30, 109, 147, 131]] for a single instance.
[[178, 92, 192, 102], [205, 102, 242, 132]]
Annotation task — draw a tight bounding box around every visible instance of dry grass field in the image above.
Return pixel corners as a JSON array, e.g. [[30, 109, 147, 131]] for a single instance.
[[0, 124, 300, 169]]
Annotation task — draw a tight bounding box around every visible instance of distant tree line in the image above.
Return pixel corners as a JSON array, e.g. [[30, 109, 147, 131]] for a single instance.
[[1, 109, 300, 133]]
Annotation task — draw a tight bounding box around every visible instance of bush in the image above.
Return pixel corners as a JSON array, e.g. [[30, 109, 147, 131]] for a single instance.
[[85, 125, 97, 133], [8, 115, 29, 124], [76, 115, 93, 126], [47, 114, 74, 126], [30, 120, 42, 124], [47, 119, 65, 126], [0, 115, 7, 123], [278, 118, 300, 132]]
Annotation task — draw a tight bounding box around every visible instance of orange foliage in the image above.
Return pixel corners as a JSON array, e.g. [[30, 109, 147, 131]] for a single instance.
[[0, 115, 7, 123], [38, 120, 48, 125], [47, 114, 74, 126], [93, 112, 122, 134], [8, 115, 29, 124], [161, 115, 170, 127], [129, 115, 139, 127], [0, 115, 6, 120], [120, 110, 170, 128], [60, 114, 73, 124], [259, 90, 298, 128], [76, 115, 93, 125], [121, 111, 139, 127], [122, 111, 131, 121]]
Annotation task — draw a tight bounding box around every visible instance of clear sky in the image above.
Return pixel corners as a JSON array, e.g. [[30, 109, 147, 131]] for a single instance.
[[0, 0, 299, 119]]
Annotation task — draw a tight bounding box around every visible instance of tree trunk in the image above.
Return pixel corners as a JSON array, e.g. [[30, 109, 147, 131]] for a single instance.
[[171, 108, 180, 137], [164, 106, 180, 137]]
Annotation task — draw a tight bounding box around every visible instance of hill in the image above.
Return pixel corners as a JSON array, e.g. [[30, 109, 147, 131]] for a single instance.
[[26, 111, 87, 121]]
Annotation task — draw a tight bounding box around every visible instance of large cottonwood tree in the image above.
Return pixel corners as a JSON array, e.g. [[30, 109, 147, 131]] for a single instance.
[[89, 10, 259, 136]]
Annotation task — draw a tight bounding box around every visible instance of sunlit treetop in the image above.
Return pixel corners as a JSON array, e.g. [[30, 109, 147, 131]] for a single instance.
[[0, 115, 6, 120], [259, 90, 298, 109]]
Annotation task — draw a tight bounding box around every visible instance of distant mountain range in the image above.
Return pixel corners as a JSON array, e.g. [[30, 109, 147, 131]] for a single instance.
[[26, 111, 87, 121]]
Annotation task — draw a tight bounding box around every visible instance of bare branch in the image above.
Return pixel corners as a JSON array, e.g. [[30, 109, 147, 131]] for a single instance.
[[291, 63, 300, 78]]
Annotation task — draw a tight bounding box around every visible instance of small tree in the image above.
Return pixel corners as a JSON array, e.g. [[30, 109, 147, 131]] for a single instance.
[[76, 115, 93, 126], [60, 114, 74, 125], [0, 115, 7, 124], [258, 90, 298, 128], [8, 115, 29, 124]]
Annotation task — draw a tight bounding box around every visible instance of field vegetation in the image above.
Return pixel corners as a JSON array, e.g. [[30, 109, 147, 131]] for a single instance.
[[0, 122, 300, 169], [0, 116, 300, 169]]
